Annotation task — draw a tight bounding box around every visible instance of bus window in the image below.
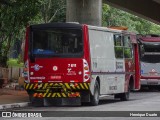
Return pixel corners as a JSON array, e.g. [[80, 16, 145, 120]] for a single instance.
[[140, 43, 160, 63], [114, 34, 133, 58], [31, 29, 83, 57], [114, 34, 123, 58], [123, 35, 132, 58]]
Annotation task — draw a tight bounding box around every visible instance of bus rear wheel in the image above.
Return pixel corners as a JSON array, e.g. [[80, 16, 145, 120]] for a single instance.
[[120, 86, 130, 101], [28, 92, 43, 107], [90, 81, 100, 106]]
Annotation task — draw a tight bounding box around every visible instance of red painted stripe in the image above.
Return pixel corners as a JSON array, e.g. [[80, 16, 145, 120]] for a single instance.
[[141, 76, 160, 79]]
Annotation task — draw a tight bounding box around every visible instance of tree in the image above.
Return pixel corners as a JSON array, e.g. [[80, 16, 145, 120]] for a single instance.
[[102, 4, 160, 35], [39, 0, 66, 23], [1, 1, 160, 67], [0, 0, 41, 67], [0, 0, 67, 67]]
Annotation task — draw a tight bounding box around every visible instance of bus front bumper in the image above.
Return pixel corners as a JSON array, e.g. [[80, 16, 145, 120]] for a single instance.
[[24, 82, 90, 98]]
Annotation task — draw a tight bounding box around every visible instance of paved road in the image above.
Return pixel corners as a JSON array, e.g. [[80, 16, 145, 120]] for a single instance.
[[1, 89, 160, 120]]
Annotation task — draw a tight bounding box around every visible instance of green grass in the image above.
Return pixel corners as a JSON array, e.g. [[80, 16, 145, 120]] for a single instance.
[[7, 59, 24, 67]]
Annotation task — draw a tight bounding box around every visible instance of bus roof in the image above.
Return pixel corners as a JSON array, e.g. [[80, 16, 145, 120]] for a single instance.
[[108, 26, 128, 30], [88, 25, 136, 35], [30, 22, 82, 29], [29, 22, 135, 35], [88, 25, 123, 33], [139, 37, 160, 42]]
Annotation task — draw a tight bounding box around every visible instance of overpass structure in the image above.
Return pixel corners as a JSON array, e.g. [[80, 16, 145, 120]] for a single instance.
[[66, 0, 102, 26], [66, 0, 160, 26]]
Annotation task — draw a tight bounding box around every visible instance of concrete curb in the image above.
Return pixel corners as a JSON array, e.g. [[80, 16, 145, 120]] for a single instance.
[[0, 102, 30, 110]]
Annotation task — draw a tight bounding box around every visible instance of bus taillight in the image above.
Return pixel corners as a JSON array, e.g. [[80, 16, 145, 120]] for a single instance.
[[83, 59, 90, 82]]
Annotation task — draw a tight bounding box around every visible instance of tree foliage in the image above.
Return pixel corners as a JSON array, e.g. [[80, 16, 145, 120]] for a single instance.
[[0, 0, 66, 67], [0, 0, 41, 67], [0, 1, 160, 67], [40, 0, 66, 23], [102, 4, 160, 35]]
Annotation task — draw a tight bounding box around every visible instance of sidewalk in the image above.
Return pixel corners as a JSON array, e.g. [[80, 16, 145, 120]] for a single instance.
[[0, 88, 29, 110]]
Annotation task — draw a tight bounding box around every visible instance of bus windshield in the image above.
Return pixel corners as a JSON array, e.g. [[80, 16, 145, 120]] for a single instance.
[[30, 29, 83, 57], [140, 42, 160, 63]]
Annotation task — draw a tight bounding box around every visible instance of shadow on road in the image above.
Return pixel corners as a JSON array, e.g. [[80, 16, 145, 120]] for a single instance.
[[135, 87, 160, 92], [82, 97, 136, 106], [99, 99, 121, 105]]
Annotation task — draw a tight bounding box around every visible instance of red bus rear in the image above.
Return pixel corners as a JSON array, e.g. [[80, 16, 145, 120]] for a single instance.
[[23, 23, 140, 106]]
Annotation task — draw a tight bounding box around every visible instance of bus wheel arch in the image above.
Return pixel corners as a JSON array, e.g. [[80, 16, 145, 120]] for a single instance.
[[90, 76, 100, 95], [129, 75, 134, 91], [96, 76, 100, 89], [90, 76, 100, 106]]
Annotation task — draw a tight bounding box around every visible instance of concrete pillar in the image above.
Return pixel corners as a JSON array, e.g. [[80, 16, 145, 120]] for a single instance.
[[66, 0, 102, 26]]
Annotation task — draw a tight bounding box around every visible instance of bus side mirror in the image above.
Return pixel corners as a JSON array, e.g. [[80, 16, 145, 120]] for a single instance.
[[140, 45, 145, 58]]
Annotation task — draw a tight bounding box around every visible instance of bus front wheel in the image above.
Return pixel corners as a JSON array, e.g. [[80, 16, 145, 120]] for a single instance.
[[120, 86, 130, 101]]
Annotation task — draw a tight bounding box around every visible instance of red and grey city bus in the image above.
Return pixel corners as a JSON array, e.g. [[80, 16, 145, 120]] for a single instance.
[[138, 35, 160, 90], [23, 23, 140, 106]]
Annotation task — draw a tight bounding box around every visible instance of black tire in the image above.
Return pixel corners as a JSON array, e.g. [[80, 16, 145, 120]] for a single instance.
[[29, 94, 34, 103], [148, 86, 155, 90], [114, 94, 120, 99], [156, 86, 160, 91], [158, 86, 160, 91], [28, 93, 43, 107], [90, 81, 100, 106], [120, 86, 130, 101], [27, 91, 34, 103]]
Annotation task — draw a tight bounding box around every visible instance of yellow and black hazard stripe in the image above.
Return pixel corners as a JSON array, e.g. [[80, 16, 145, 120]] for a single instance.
[[24, 82, 90, 90], [64, 83, 90, 90], [33, 92, 81, 98]]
